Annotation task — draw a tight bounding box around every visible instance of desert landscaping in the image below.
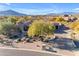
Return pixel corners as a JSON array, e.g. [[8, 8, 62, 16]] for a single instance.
[[1, 3, 79, 56], [0, 14, 79, 56]]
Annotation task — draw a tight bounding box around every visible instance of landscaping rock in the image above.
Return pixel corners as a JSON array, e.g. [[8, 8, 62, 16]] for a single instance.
[[48, 38, 76, 50], [42, 43, 57, 52], [27, 38, 33, 43], [73, 40, 79, 48], [14, 39, 20, 43], [21, 37, 26, 41]]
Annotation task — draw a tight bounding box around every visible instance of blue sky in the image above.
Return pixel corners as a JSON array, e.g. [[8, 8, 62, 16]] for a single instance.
[[0, 3, 79, 15]]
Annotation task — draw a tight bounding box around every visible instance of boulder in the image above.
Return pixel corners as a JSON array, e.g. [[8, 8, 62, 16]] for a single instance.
[[21, 37, 26, 41], [73, 40, 79, 48], [42, 43, 57, 52], [48, 38, 76, 50]]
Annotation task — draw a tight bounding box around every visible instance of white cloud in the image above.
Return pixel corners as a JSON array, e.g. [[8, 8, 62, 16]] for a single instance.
[[5, 3, 11, 5], [0, 5, 9, 11], [13, 8, 58, 15], [72, 8, 79, 12], [73, 8, 79, 10]]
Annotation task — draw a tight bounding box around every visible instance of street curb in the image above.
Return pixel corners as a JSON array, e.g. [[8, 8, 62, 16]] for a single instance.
[[0, 47, 62, 56]]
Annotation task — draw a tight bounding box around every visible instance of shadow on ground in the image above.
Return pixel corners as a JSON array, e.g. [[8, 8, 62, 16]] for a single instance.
[[54, 25, 69, 34]]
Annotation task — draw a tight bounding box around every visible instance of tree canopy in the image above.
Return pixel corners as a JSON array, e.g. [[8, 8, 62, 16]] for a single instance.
[[69, 21, 79, 33], [28, 20, 56, 37]]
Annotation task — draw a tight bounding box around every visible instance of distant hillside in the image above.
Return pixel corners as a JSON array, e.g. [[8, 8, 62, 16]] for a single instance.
[[47, 12, 79, 16], [59, 12, 79, 15], [0, 10, 79, 16], [0, 10, 27, 16]]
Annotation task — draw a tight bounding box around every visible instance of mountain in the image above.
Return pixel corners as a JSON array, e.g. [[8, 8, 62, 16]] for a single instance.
[[47, 13, 59, 16], [0, 10, 27, 16], [60, 12, 78, 15], [0, 10, 79, 16], [47, 12, 79, 16]]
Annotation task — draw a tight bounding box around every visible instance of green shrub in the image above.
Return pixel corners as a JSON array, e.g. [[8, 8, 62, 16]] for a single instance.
[[28, 20, 55, 37], [0, 21, 15, 35]]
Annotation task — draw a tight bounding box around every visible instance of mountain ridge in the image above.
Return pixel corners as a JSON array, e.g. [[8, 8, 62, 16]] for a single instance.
[[47, 12, 79, 16], [0, 10, 79, 16], [0, 10, 27, 16]]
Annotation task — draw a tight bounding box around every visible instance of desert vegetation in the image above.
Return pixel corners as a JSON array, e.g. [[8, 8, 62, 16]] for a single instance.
[[0, 15, 79, 51]]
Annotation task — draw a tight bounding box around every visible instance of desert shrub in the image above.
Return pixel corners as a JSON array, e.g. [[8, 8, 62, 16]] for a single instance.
[[28, 20, 55, 37], [0, 20, 16, 35], [7, 16, 18, 24]]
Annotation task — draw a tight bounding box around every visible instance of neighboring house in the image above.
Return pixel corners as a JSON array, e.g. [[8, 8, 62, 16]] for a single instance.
[[69, 16, 77, 22], [62, 15, 77, 22]]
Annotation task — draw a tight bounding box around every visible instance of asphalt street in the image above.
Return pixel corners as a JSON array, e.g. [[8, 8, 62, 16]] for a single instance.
[[0, 48, 59, 56]]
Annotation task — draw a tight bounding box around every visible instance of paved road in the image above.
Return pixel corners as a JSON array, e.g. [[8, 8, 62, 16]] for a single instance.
[[0, 48, 59, 56]]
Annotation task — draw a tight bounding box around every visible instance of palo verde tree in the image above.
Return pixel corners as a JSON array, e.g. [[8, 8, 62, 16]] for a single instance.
[[27, 20, 56, 37], [67, 21, 79, 40], [69, 21, 79, 33]]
